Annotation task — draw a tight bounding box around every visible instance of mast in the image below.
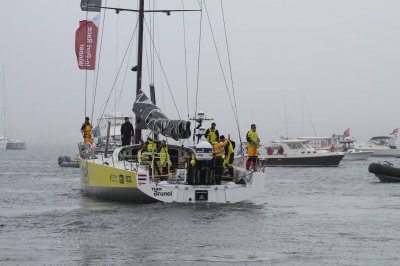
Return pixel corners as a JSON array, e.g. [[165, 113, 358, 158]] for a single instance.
[[134, 0, 145, 144], [1, 65, 6, 138]]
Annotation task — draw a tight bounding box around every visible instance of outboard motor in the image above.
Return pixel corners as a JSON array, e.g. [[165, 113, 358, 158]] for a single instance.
[[188, 139, 215, 185]]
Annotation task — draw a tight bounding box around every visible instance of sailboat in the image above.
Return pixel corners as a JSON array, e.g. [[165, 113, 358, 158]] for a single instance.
[[0, 66, 7, 150], [0, 66, 26, 150], [77, 1, 266, 203]]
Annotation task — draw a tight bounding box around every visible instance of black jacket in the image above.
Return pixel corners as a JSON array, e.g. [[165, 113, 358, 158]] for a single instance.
[[121, 121, 134, 137]]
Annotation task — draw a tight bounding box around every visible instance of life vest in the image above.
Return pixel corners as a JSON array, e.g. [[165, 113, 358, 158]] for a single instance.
[[159, 146, 171, 166], [246, 130, 259, 148], [207, 129, 218, 144], [213, 140, 228, 157], [224, 140, 234, 156], [82, 123, 93, 137], [82, 123, 93, 144], [147, 141, 157, 152], [224, 141, 234, 167]]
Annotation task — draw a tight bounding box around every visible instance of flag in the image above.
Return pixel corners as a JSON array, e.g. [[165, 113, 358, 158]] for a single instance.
[[75, 15, 100, 70], [344, 128, 350, 137], [392, 128, 399, 134], [92, 125, 101, 137]]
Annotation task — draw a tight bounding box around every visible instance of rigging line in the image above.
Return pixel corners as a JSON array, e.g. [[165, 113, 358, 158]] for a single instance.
[[181, 0, 190, 119], [90, 0, 108, 121], [219, 0, 242, 142], [84, 10, 89, 118], [301, 89, 304, 136], [283, 95, 288, 138], [203, 1, 239, 130], [304, 92, 317, 136], [117, 20, 139, 108], [194, 0, 203, 131], [143, 18, 182, 119], [143, 29, 151, 87], [155, 5, 165, 111], [97, 23, 138, 128], [113, 0, 120, 135], [151, 0, 155, 83]]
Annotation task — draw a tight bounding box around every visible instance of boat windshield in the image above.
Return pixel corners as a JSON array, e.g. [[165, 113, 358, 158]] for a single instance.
[[368, 136, 394, 146], [286, 142, 306, 150]]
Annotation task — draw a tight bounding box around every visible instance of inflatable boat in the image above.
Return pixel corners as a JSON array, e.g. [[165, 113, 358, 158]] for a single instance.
[[58, 156, 79, 168], [368, 162, 400, 182]]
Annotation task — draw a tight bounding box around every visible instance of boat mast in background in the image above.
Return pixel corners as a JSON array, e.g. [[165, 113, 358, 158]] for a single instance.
[[1, 65, 6, 139]]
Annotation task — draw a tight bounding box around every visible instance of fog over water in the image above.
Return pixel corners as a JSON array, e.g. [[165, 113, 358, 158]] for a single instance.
[[1, 0, 400, 144]]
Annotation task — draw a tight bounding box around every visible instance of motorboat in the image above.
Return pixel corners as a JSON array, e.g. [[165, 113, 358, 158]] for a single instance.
[[368, 161, 400, 182], [338, 138, 373, 160], [0, 135, 7, 150], [6, 139, 26, 150], [258, 139, 344, 167], [356, 135, 400, 157]]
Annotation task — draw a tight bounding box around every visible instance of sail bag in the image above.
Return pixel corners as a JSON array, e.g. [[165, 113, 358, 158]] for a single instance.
[[133, 90, 191, 141]]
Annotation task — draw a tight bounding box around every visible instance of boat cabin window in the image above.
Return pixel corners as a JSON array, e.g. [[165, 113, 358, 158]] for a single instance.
[[286, 143, 305, 150]]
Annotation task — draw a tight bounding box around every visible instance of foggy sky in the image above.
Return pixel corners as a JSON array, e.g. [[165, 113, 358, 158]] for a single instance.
[[1, 0, 399, 145]]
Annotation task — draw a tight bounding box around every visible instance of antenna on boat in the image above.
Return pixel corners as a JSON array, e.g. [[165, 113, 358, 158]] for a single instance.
[[190, 111, 213, 144]]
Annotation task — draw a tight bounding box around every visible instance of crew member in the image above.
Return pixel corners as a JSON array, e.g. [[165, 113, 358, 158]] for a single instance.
[[205, 122, 219, 144], [137, 140, 146, 164], [120, 117, 134, 146], [146, 137, 161, 176], [81, 117, 93, 144], [221, 135, 234, 177], [146, 137, 157, 153], [246, 124, 260, 170], [158, 140, 172, 175], [213, 136, 229, 184]]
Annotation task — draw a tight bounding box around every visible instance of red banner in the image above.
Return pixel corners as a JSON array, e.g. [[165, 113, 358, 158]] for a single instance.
[[75, 15, 99, 70], [343, 128, 350, 137]]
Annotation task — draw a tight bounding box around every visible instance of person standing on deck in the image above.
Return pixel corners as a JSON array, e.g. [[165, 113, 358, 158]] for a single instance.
[[220, 135, 235, 177], [205, 122, 219, 144], [120, 117, 134, 146], [246, 124, 260, 170], [81, 117, 93, 144], [158, 140, 172, 175], [213, 136, 229, 184]]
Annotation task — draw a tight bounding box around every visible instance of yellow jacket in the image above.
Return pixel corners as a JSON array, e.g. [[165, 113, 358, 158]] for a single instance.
[[246, 130, 259, 148], [213, 140, 228, 157]]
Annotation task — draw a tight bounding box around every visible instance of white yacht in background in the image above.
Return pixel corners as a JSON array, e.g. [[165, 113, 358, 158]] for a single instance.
[[6, 138, 26, 150], [259, 139, 344, 167], [338, 138, 373, 160], [1, 66, 26, 150], [356, 135, 400, 157], [0, 135, 8, 150]]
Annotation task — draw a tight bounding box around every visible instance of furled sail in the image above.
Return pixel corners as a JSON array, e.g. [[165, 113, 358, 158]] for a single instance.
[[133, 90, 191, 140]]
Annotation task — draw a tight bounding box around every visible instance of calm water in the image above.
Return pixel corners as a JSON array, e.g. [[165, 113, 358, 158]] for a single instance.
[[1, 144, 400, 265]]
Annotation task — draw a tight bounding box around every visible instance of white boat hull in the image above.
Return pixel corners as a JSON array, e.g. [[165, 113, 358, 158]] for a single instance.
[[355, 146, 400, 157], [342, 151, 373, 160], [136, 166, 266, 203]]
